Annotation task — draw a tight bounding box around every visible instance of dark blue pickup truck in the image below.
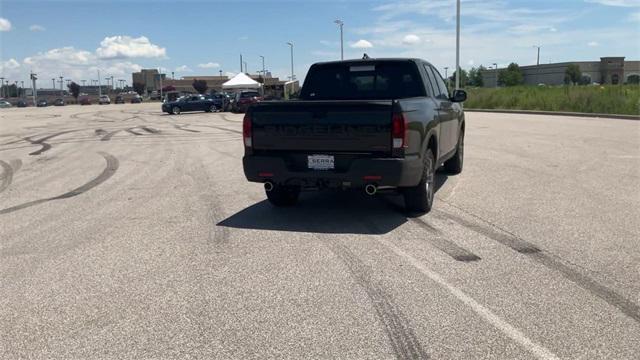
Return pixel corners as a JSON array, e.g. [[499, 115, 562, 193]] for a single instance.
[[162, 94, 218, 115], [242, 58, 467, 213]]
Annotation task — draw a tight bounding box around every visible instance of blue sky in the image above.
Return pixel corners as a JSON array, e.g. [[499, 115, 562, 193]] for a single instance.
[[1, 0, 639, 87]]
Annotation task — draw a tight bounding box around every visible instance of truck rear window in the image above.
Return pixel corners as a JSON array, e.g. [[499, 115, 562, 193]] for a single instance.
[[300, 61, 425, 100]]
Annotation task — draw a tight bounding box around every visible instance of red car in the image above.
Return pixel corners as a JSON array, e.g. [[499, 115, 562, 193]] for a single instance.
[[232, 91, 262, 113]]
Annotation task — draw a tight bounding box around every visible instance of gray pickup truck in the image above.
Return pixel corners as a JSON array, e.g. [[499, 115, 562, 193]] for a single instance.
[[242, 58, 467, 213]]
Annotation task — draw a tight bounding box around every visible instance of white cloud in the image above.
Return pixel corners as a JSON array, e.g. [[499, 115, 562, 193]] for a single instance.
[[587, 41, 599, 47], [175, 65, 193, 72], [350, 39, 373, 48], [21, 46, 141, 85], [585, 0, 640, 6], [29, 24, 45, 32], [0, 58, 21, 78], [402, 34, 421, 45], [25, 47, 94, 66], [0, 18, 11, 31], [2, 58, 20, 70], [96, 35, 166, 59], [198, 62, 220, 69], [238, 35, 249, 40], [630, 11, 640, 20]]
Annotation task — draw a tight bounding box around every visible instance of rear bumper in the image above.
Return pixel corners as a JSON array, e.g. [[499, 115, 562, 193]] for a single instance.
[[243, 154, 423, 188]]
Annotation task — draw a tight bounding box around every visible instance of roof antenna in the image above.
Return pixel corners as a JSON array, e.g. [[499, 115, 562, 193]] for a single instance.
[[362, 53, 370, 59]]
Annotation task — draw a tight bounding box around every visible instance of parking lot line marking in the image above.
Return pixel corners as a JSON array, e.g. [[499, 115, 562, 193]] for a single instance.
[[379, 238, 560, 360]]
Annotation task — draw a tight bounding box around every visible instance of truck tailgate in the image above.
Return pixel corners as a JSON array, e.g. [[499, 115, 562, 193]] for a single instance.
[[251, 100, 393, 153]]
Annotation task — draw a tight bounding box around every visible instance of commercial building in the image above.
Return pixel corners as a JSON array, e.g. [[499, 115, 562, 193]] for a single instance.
[[481, 57, 640, 87], [132, 69, 166, 94]]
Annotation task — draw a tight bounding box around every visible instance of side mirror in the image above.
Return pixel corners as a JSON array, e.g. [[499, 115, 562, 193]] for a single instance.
[[450, 89, 467, 103]]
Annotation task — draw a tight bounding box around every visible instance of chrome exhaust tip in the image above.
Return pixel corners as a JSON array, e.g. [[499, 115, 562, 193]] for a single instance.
[[365, 184, 377, 196], [264, 181, 274, 192]]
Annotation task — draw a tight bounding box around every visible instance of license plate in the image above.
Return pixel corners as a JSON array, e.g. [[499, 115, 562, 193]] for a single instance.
[[308, 155, 334, 170]]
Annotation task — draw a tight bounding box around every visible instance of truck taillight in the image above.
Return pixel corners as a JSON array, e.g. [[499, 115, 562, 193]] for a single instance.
[[243, 112, 252, 147], [392, 112, 408, 149]]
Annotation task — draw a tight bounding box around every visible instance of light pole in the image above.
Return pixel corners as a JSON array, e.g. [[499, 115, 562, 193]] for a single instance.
[[21, 80, 24, 98], [52, 78, 56, 89], [533, 45, 541, 85], [493, 63, 498, 87], [455, 0, 461, 90], [158, 67, 163, 101], [0, 77, 4, 98], [30, 72, 37, 106], [334, 20, 344, 60], [171, 71, 174, 80], [287, 42, 295, 81], [444, 67, 449, 89], [260, 55, 265, 96]]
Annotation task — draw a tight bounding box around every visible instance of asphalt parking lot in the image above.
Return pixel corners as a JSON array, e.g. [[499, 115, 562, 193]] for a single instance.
[[1, 103, 638, 359]]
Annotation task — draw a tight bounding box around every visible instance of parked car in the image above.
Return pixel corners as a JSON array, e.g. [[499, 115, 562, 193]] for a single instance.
[[130, 96, 142, 104], [37, 99, 48, 107], [53, 98, 65, 106], [79, 96, 91, 105], [206, 93, 231, 112], [231, 91, 262, 113], [0, 100, 12, 108], [162, 94, 218, 114], [242, 58, 467, 213], [115, 95, 125, 104], [98, 95, 111, 105], [16, 99, 28, 107]]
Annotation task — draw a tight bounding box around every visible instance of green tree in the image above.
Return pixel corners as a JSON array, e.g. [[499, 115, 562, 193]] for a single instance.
[[448, 69, 468, 88], [67, 81, 81, 99], [498, 63, 524, 87], [132, 82, 146, 95], [468, 66, 485, 87], [564, 64, 582, 85], [627, 75, 640, 85], [192, 79, 208, 94]]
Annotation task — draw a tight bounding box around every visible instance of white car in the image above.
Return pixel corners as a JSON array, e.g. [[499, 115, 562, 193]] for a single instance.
[[98, 95, 111, 105]]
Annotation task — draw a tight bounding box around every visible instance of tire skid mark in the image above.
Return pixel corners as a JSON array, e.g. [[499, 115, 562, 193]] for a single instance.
[[23, 130, 78, 156], [101, 130, 122, 141], [141, 126, 160, 134], [0, 160, 14, 193], [327, 240, 429, 359], [126, 128, 143, 136], [189, 124, 242, 135], [0, 152, 119, 215], [409, 217, 481, 262], [434, 208, 640, 323], [172, 124, 200, 133]]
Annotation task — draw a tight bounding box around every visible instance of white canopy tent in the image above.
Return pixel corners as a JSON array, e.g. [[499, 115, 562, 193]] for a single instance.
[[222, 73, 261, 90]]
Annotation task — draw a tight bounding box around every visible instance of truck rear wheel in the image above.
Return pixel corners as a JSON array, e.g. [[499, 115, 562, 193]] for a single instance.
[[266, 185, 300, 207], [444, 130, 464, 174], [403, 149, 435, 214]]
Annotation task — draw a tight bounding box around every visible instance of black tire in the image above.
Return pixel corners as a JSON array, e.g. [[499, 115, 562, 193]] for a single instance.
[[266, 185, 300, 207], [172, 106, 181, 115], [206, 105, 216, 113], [403, 149, 436, 214], [444, 129, 464, 174]]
